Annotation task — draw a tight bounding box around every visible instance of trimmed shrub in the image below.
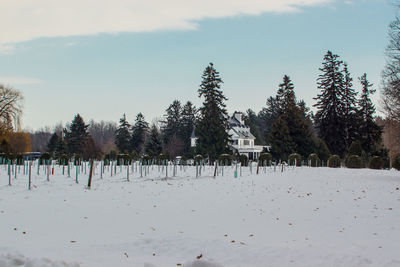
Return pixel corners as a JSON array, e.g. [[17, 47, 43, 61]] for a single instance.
[[348, 141, 363, 157], [73, 153, 81, 166], [117, 154, 132, 165], [194, 155, 203, 165], [158, 154, 167, 165], [308, 153, 320, 167], [383, 157, 391, 169], [218, 154, 232, 166], [40, 152, 51, 165], [16, 154, 24, 165], [328, 155, 341, 168], [393, 153, 400, 171], [368, 156, 383, 170], [258, 153, 272, 166], [345, 155, 363, 169], [288, 153, 302, 166], [142, 154, 152, 165], [59, 154, 69, 165], [239, 154, 248, 166]]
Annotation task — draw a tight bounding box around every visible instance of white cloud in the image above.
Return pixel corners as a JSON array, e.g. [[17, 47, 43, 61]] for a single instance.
[[0, 76, 44, 86], [0, 0, 332, 52]]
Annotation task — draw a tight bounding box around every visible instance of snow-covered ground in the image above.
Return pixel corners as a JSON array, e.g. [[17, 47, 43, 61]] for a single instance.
[[0, 163, 399, 267]]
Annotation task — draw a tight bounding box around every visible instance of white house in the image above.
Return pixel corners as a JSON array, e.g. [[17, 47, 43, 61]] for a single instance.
[[228, 112, 269, 160], [190, 112, 269, 159]]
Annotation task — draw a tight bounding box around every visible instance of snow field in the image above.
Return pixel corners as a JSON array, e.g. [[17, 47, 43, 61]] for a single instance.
[[0, 163, 399, 266]]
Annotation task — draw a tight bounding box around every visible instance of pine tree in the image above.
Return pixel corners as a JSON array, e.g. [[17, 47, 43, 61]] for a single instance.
[[55, 134, 68, 157], [195, 63, 229, 161], [47, 132, 59, 154], [145, 124, 163, 158], [64, 114, 89, 154], [314, 51, 347, 157], [268, 75, 314, 158], [357, 73, 382, 154], [243, 109, 264, 145], [258, 96, 280, 142], [180, 101, 197, 155], [162, 100, 182, 145], [342, 63, 358, 148], [115, 114, 131, 153], [130, 113, 149, 154], [268, 115, 295, 161]]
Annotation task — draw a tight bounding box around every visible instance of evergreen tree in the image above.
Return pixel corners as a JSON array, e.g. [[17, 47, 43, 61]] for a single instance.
[[130, 113, 149, 154], [162, 100, 182, 145], [268, 115, 295, 160], [47, 132, 59, 154], [314, 51, 347, 157], [342, 63, 359, 148], [243, 109, 264, 145], [55, 134, 68, 157], [195, 63, 229, 161], [145, 124, 163, 158], [268, 75, 314, 158], [64, 114, 89, 154], [180, 101, 197, 155], [258, 96, 280, 142], [115, 114, 131, 153], [357, 73, 382, 154]]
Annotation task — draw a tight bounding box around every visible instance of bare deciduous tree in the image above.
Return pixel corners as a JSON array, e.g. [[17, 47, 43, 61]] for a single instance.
[[0, 84, 24, 132]]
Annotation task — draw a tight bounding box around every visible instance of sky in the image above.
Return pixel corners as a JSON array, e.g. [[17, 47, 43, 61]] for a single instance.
[[0, 0, 395, 131]]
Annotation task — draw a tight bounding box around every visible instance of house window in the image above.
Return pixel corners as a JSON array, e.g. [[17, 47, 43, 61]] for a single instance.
[[244, 140, 250, 145], [234, 140, 238, 145]]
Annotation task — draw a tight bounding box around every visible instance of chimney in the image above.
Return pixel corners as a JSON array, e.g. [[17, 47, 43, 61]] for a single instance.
[[234, 112, 243, 124]]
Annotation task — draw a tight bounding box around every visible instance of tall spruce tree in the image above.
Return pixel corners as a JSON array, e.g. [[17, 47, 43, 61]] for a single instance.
[[115, 114, 131, 153], [195, 63, 229, 161], [180, 101, 197, 155], [268, 115, 295, 160], [144, 124, 163, 157], [130, 113, 149, 154], [64, 114, 89, 154], [47, 132, 59, 154], [357, 73, 382, 154], [314, 51, 347, 156], [258, 96, 280, 143], [243, 109, 264, 145], [342, 63, 358, 148], [268, 75, 314, 158], [162, 100, 182, 145]]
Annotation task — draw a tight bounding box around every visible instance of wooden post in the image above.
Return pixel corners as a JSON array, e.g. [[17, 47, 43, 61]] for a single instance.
[[75, 162, 79, 183], [28, 160, 32, 190], [213, 161, 217, 178], [87, 159, 94, 188]]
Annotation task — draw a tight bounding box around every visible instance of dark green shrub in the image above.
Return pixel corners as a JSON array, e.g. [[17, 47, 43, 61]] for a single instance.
[[58, 154, 69, 165], [288, 153, 302, 166], [368, 156, 383, 170], [258, 153, 272, 166], [348, 141, 363, 157], [239, 154, 248, 166], [194, 155, 203, 165], [308, 153, 320, 167], [392, 153, 400, 171], [346, 155, 363, 169], [131, 151, 139, 161], [218, 154, 232, 166], [141, 154, 152, 165], [158, 154, 167, 165], [117, 154, 132, 165], [73, 153, 81, 166], [383, 157, 391, 169], [328, 155, 341, 168], [40, 152, 51, 165], [15, 154, 24, 165]]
